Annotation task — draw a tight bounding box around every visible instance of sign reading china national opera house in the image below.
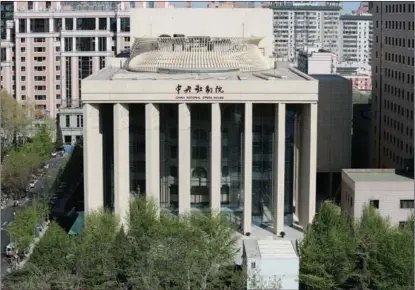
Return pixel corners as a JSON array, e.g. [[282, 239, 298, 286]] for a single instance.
[[175, 84, 225, 101]]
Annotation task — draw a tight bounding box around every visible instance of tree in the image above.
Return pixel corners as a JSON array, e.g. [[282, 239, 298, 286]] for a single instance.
[[55, 113, 64, 151], [299, 202, 414, 290], [0, 90, 32, 155], [8, 205, 39, 253], [1, 149, 42, 199], [299, 201, 357, 290]]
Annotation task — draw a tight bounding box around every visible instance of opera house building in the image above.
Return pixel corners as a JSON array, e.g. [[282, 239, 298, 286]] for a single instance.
[[81, 8, 318, 235]]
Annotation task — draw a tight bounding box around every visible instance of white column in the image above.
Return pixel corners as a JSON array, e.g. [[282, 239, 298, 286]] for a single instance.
[[178, 103, 191, 215], [62, 18, 66, 31], [298, 103, 318, 228], [106, 17, 110, 31], [15, 19, 19, 33], [84, 104, 104, 213], [95, 37, 99, 52], [293, 112, 300, 218], [26, 19, 30, 33], [145, 103, 160, 214], [273, 103, 286, 235], [95, 17, 99, 30], [114, 103, 130, 227], [73, 17, 77, 30], [49, 18, 54, 33], [243, 102, 253, 235], [210, 103, 221, 212]]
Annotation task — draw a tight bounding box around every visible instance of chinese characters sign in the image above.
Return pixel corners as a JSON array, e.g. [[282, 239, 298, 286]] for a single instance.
[[175, 84, 225, 101]]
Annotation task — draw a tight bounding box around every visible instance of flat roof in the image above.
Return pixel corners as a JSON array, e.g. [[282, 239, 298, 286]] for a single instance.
[[87, 63, 309, 82], [244, 239, 298, 259], [343, 169, 414, 182], [311, 74, 349, 81], [271, 5, 341, 11]]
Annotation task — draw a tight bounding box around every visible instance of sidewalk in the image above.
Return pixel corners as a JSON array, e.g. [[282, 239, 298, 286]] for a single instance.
[[7, 223, 50, 273]]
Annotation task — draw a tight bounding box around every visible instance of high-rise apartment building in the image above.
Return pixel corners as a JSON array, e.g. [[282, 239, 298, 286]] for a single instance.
[[338, 14, 372, 71], [370, 2, 415, 168], [0, 1, 169, 119], [271, 5, 341, 62]]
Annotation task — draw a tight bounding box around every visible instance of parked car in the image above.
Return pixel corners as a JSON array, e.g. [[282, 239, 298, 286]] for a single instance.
[[51, 152, 57, 158], [5, 243, 17, 257]]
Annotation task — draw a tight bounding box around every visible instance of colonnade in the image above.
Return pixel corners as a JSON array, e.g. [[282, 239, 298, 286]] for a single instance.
[[83, 102, 317, 234]]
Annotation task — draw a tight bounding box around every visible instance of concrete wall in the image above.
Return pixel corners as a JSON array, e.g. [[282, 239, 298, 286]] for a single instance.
[[312, 75, 352, 172], [130, 8, 274, 58]]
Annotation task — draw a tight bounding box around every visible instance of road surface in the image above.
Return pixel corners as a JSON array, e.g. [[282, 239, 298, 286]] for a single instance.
[[1, 154, 67, 278]]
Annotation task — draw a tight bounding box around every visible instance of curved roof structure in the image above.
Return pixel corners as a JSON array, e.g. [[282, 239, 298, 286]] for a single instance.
[[125, 37, 270, 73]]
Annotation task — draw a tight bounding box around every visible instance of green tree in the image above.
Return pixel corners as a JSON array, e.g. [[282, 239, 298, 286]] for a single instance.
[[55, 114, 64, 151], [8, 205, 39, 253], [299, 201, 357, 290], [1, 150, 42, 199], [0, 90, 32, 155], [354, 206, 414, 290]]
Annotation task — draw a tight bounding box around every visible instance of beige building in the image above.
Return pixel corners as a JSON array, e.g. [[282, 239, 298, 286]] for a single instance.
[[370, 2, 415, 168], [81, 8, 318, 236], [341, 169, 414, 226]]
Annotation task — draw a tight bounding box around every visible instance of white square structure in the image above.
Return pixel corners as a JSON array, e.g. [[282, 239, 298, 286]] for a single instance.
[[243, 239, 299, 290]]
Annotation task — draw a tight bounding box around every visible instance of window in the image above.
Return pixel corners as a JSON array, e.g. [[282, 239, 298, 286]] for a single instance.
[[21, 67, 26, 72], [21, 95, 26, 100], [98, 18, 107, 30], [31, 19, 49, 33], [120, 18, 130, 32], [56, 85, 60, 90], [124, 36, 130, 42], [21, 38, 25, 43], [170, 166, 177, 177], [34, 66, 46, 71], [21, 76, 26, 81], [21, 86, 26, 91], [34, 47, 46, 52], [369, 200, 379, 209], [34, 76, 46, 81], [56, 94, 61, 99], [130, 1, 136, 8], [21, 47, 25, 52], [28, 2, 33, 10], [56, 75, 60, 80], [56, 56, 61, 62], [34, 56, 46, 62], [65, 18, 73, 31], [76, 18, 96, 31], [34, 95, 47, 100], [34, 37, 46, 43], [77, 115, 83, 127], [35, 85, 46, 91], [66, 115, 70, 127], [98, 37, 107, 51], [56, 66, 60, 71], [99, 56, 106, 69], [46, 1, 51, 9], [64, 38, 73, 52], [400, 200, 414, 209], [251, 262, 256, 269]]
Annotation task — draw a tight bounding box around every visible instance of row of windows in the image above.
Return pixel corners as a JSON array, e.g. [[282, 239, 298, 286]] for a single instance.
[[384, 36, 415, 49], [383, 130, 413, 155], [384, 52, 415, 68], [20, 55, 61, 63], [383, 146, 409, 167], [385, 3, 414, 14], [369, 199, 414, 209], [385, 20, 414, 31], [384, 99, 414, 120], [65, 115, 83, 128], [20, 46, 60, 53]]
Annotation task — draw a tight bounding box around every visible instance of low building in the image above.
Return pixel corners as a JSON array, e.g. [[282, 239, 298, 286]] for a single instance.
[[59, 107, 83, 147], [341, 169, 414, 226], [297, 49, 337, 75], [243, 239, 299, 290]]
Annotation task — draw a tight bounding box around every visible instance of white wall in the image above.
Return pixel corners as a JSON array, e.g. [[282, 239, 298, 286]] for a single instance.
[[130, 8, 274, 58]]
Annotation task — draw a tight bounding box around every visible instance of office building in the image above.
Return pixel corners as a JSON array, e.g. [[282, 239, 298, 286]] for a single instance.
[[338, 14, 372, 71], [81, 8, 318, 235], [341, 168, 414, 226], [370, 2, 414, 168], [0, 1, 168, 122], [271, 5, 341, 62]]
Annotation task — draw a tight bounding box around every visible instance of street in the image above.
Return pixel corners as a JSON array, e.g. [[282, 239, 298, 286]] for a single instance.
[[1, 154, 67, 278]]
